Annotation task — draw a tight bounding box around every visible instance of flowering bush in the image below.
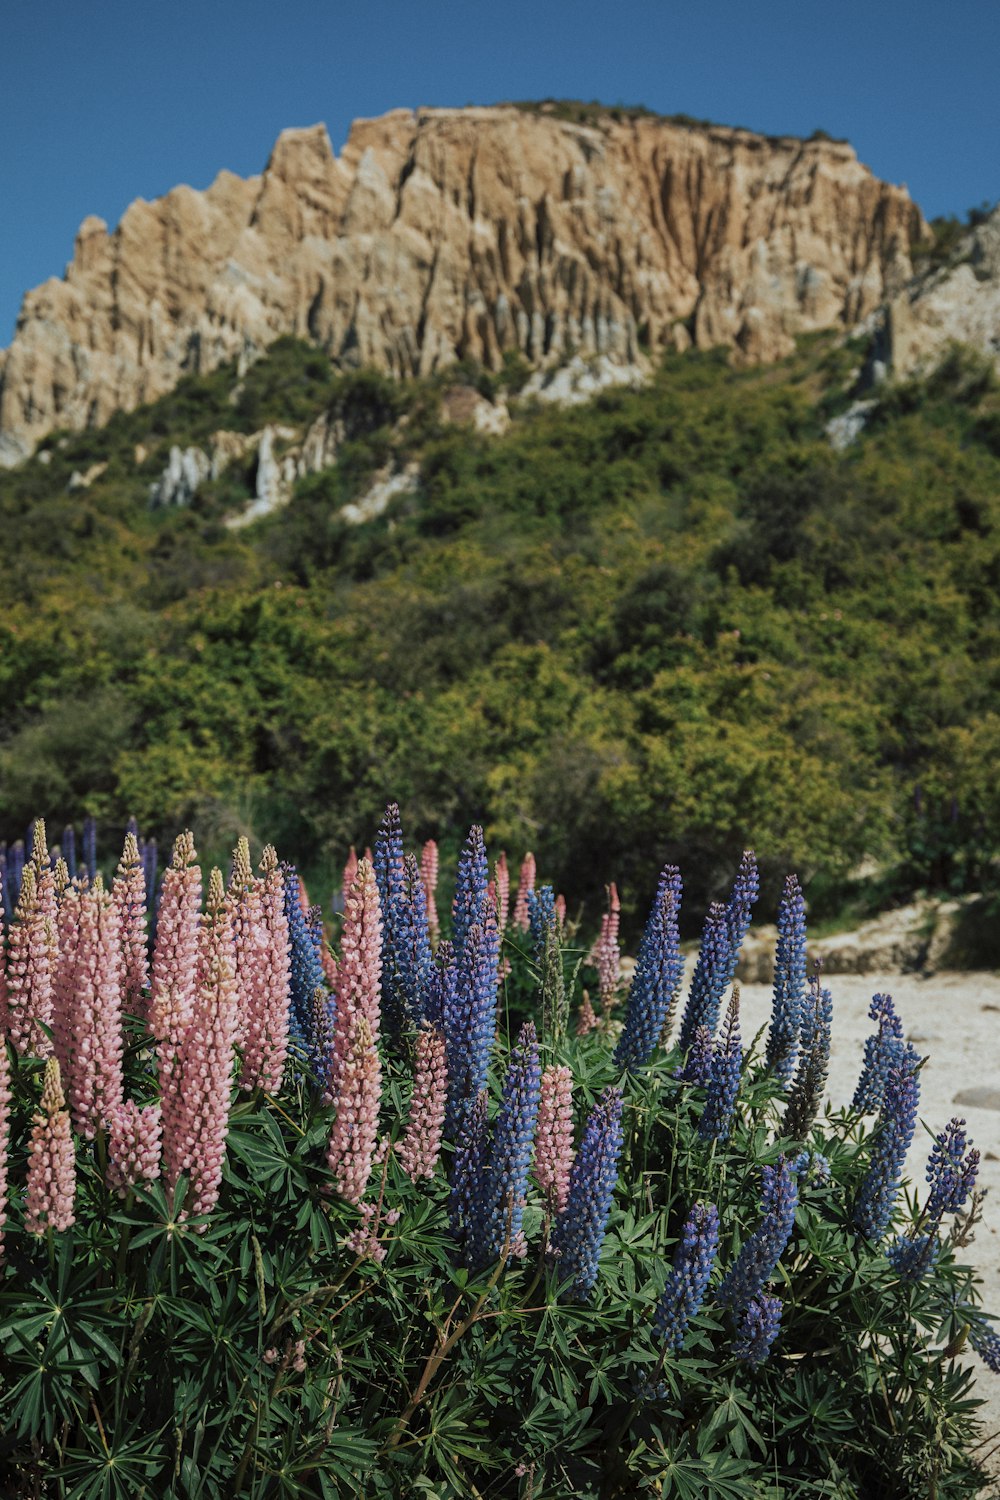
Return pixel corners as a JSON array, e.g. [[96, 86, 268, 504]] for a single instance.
[[0, 813, 995, 1498]]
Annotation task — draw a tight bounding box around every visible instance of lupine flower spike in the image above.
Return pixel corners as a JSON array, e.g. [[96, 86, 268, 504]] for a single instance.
[[888, 1117, 980, 1280], [783, 972, 833, 1140], [449, 1090, 490, 1257], [654, 1202, 720, 1351], [60, 876, 125, 1139], [513, 852, 536, 932], [452, 826, 490, 963], [149, 832, 202, 1053], [535, 1065, 575, 1215], [765, 875, 807, 1084], [731, 1294, 783, 1365], [718, 1155, 798, 1313], [0, 1028, 10, 1257], [575, 991, 599, 1036], [397, 1024, 448, 1182], [478, 1020, 542, 1266], [25, 1058, 76, 1235], [699, 988, 742, 1143], [326, 859, 382, 1203], [852, 994, 904, 1113], [106, 1100, 162, 1198], [494, 852, 510, 935], [678, 852, 758, 1057], [550, 1086, 625, 1300], [444, 894, 499, 1137], [420, 840, 440, 942], [853, 1041, 921, 1242], [3, 862, 56, 1058], [614, 866, 683, 1070], [240, 846, 292, 1094], [593, 882, 621, 1020], [226, 837, 261, 1051], [113, 832, 149, 1017]]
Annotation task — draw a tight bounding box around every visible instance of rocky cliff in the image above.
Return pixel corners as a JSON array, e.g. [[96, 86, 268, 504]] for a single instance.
[[0, 104, 927, 465]]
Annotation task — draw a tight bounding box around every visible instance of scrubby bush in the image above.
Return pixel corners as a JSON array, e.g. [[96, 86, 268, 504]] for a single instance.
[[0, 811, 996, 1498]]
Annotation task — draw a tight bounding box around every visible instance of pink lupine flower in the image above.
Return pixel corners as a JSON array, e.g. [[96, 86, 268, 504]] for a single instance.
[[326, 1014, 381, 1204], [113, 833, 149, 1017], [343, 845, 359, 898], [0, 1027, 11, 1257], [535, 1065, 575, 1214], [555, 894, 567, 927], [420, 840, 440, 941], [495, 852, 510, 934], [397, 1025, 448, 1182], [149, 832, 202, 1049], [575, 990, 599, 1037], [4, 864, 56, 1057], [161, 868, 239, 1223], [24, 1058, 76, 1235], [594, 883, 621, 1019], [513, 852, 536, 932], [106, 1100, 162, 1198], [240, 846, 292, 1095], [328, 859, 382, 1107], [345, 1200, 389, 1262], [60, 877, 125, 1139], [227, 837, 262, 1051], [52, 873, 83, 1080]]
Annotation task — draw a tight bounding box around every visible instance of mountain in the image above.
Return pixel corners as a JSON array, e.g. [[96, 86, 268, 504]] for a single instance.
[[0, 102, 926, 465]]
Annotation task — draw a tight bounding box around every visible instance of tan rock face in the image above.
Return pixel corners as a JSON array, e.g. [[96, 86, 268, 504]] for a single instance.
[[0, 106, 927, 464]]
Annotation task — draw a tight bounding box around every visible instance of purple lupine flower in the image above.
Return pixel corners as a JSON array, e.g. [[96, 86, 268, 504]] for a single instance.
[[654, 1202, 720, 1351], [682, 1025, 715, 1088], [425, 940, 455, 1028], [451, 825, 489, 963], [479, 1021, 542, 1265], [282, 865, 332, 1083], [83, 816, 98, 884], [783, 974, 833, 1140], [970, 1322, 1000, 1373], [724, 850, 759, 961], [765, 875, 807, 1085], [731, 1293, 783, 1365], [852, 994, 904, 1113], [614, 866, 684, 1070], [373, 804, 432, 1042], [718, 1156, 799, 1311], [444, 895, 499, 1137], [448, 1090, 490, 1265], [853, 1043, 921, 1242], [925, 1118, 980, 1220], [61, 825, 77, 882], [527, 886, 557, 957], [699, 990, 742, 1143], [549, 1086, 625, 1301], [677, 903, 731, 1060], [886, 1230, 941, 1282]]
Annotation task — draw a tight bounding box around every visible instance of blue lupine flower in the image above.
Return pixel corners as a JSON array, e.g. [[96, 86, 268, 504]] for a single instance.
[[478, 1021, 542, 1266], [83, 816, 98, 884], [444, 894, 500, 1137], [61, 825, 77, 881], [699, 990, 742, 1142], [925, 1117, 980, 1220], [451, 825, 489, 962], [852, 994, 904, 1113], [886, 1230, 941, 1282], [614, 865, 684, 1070], [681, 1025, 715, 1087], [375, 805, 434, 1044], [283, 864, 333, 1082], [654, 1202, 720, 1351], [550, 1086, 625, 1301], [791, 1150, 831, 1186], [449, 1091, 491, 1264], [677, 903, 731, 1059], [765, 875, 807, 1084], [724, 850, 759, 960], [970, 1321, 1000, 1373], [425, 940, 456, 1028], [373, 802, 405, 916], [853, 1043, 921, 1242], [718, 1156, 799, 1311], [783, 975, 833, 1139], [527, 885, 557, 959], [731, 1293, 783, 1366]]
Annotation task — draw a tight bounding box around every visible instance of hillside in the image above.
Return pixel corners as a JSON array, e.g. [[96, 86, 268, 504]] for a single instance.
[[0, 103, 926, 464], [1, 333, 998, 928]]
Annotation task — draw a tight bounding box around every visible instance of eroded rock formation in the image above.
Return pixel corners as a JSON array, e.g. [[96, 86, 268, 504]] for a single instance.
[[0, 104, 927, 464]]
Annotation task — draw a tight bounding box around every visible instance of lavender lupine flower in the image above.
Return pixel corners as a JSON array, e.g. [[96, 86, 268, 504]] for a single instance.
[[677, 903, 731, 1062], [654, 1202, 720, 1350], [699, 989, 742, 1143], [478, 1021, 542, 1266], [765, 875, 807, 1084], [731, 1294, 783, 1366], [614, 866, 684, 1070], [451, 826, 489, 961], [853, 1043, 921, 1242], [83, 816, 98, 885], [678, 852, 758, 1057], [783, 975, 833, 1140], [449, 1090, 490, 1263], [549, 1086, 625, 1301], [24, 1058, 76, 1235], [397, 1025, 448, 1182], [444, 895, 499, 1137], [718, 1156, 799, 1311], [283, 865, 331, 1081], [535, 1065, 575, 1214], [853, 994, 905, 1113]]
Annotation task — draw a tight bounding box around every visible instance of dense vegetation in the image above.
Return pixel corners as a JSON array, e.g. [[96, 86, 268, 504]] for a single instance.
[[2, 334, 999, 931]]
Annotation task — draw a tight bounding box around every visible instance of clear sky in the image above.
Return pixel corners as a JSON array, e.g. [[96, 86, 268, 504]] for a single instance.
[[2, 0, 997, 344]]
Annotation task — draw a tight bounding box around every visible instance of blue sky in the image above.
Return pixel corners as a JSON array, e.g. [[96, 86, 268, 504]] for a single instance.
[[2, 0, 997, 344]]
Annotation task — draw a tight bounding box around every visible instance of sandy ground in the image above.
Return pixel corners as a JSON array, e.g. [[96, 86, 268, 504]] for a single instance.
[[738, 971, 1000, 1483]]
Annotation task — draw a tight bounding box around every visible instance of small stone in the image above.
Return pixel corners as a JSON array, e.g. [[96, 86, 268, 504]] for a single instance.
[[953, 1088, 1000, 1112]]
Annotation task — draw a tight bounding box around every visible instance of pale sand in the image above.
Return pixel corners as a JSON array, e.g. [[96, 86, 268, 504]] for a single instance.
[[738, 971, 1000, 1482]]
